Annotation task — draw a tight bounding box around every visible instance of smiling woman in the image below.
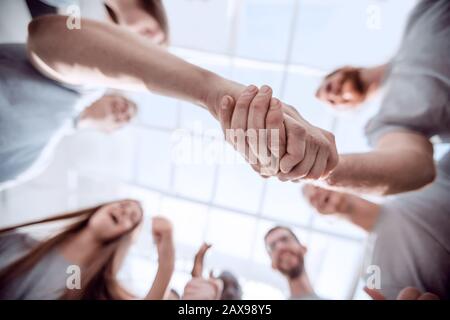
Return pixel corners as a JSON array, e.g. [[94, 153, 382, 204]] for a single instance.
[[0, 200, 174, 300]]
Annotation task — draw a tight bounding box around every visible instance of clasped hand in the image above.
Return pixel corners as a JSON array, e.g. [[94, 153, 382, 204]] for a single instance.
[[218, 85, 338, 181]]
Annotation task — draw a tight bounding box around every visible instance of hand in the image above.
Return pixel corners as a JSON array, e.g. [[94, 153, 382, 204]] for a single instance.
[[219, 85, 286, 177], [191, 243, 212, 278], [316, 66, 371, 107], [302, 184, 349, 214], [77, 94, 137, 133], [152, 216, 175, 269], [219, 85, 338, 180], [182, 275, 224, 300], [364, 287, 440, 300], [277, 112, 338, 181]]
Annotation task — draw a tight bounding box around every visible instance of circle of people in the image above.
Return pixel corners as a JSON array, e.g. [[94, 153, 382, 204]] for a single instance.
[[0, 0, 448, 300]]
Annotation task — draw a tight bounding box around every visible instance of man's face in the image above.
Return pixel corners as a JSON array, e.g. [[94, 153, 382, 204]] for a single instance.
[[265, 228, 306, 279]]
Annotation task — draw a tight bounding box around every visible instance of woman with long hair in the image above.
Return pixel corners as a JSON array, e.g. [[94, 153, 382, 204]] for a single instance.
[[0, 199, 175, 299]]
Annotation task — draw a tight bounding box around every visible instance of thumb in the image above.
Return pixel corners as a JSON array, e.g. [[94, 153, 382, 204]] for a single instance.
[[364, 287, 385, 300], [209, 273, 224, 300]]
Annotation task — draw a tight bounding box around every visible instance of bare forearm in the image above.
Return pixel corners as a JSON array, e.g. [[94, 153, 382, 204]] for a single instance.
[[336, 193, 380, 232], [144, 257, 174, 300], [327, 149, 435, 195], [361, 63, 389, 95], [27, 15, 244, 117]]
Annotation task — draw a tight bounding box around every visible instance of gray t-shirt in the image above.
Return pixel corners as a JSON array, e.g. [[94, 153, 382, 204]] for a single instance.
[[365, 0, 450, 145], [0, 232, 72, 299], [368, 152, 450, 299], [0, 43, 81, 185]]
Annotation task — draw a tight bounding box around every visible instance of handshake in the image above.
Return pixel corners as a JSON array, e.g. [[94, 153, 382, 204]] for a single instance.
[[215, 85, 338, 181]]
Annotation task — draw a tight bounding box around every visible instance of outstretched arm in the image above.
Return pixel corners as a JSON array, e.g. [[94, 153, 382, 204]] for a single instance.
[[302, 184, 380, 232], [27, 15, 243, 119], [27, 15, 338, 179], [325, 131, 435, 195], [144, 217, 175, 300]]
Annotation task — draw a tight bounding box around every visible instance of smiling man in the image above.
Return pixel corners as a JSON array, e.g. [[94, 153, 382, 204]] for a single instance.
[[264, 226, 320, 300]]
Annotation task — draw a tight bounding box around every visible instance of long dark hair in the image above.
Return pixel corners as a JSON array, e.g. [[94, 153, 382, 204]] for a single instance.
[[0, 200, 142, 299], [105, 0, 170, 44]]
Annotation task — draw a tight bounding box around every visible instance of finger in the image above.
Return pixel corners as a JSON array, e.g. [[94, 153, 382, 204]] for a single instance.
[[305, 147, 329, 180], [230, 85, 258, 161], [250, 163, 263, 176], [247, 85, 273, 163], [315, 190, 331, 212], [364, 287, 386, 300], [219, 95, 235, 137], [210, 277, 224, 300], [266, 98, 286, 161], [259, 98, 286, 176], [397, 287, 421, 300], [279, 116, 306, 174], [279, 143, 318, 180], [418, 293, 439, 300], [231, 85, 258, 131], [324, 192, 342, 213], [301, 184, 313, 198]]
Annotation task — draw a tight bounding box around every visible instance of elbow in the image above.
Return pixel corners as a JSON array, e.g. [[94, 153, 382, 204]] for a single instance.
[[413, 152, 436, 190], [385, 153, 436, 195], [28, 15, 54, 49], [27, 15, 69, 80], [27, 15, 65, 60]]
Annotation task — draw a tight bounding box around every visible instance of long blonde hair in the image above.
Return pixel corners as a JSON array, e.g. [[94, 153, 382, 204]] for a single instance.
[[0, 200, 142, 299]]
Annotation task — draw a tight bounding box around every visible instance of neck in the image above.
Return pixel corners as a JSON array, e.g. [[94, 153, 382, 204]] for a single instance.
[[288, 272, 315, 298], [59, 229, 103, 266]]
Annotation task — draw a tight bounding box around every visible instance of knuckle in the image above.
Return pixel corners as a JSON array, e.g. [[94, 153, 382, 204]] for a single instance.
[[292, 125, 306, 136], [252, 100, 267, 112]]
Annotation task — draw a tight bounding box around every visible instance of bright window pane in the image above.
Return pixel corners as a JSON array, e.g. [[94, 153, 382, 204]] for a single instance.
[[235, 0, 295, 62]]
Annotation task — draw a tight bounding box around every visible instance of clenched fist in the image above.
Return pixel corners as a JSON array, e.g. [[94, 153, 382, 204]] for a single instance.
[[219, 85, 338, 180], [316, 64, 387, 108], [182, 276, 224, 300], [302, 184, 349, 214]]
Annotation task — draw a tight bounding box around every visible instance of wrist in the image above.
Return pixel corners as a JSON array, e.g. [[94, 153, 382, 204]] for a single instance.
[[202, 72, 245, 119], [360, 65, 386, 94], [325, 155, 347, 187], [157, 240, 175, 269]]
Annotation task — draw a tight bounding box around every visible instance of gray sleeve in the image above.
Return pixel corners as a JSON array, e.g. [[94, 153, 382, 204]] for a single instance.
[[39, 0, 79, 8], [365, 72, 449, 146], [0, 232, 37, 270]]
